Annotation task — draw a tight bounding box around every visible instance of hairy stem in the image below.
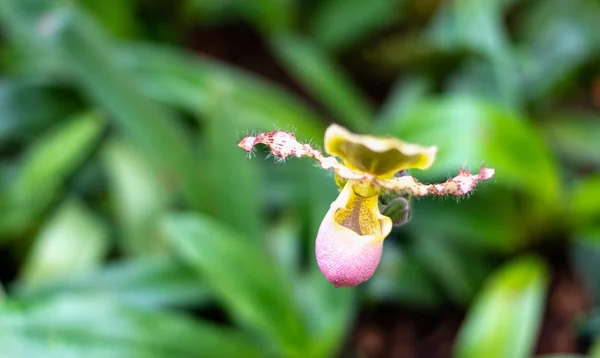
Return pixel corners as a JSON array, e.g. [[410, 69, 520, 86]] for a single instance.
[[238, 129, 495, 197]]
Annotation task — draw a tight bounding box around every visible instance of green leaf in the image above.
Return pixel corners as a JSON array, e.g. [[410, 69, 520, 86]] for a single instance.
[[187, 0, 238, 23], [387, 96, 560, 205], [590, 337, 600, 358], [455, 256, 549, 358], [543, 114, 600, 168], [428, 0, 515, 58], [79, 0, 140, 38], [0, 3, 206, 211], [19, 199, 109, 286], [309, 0, 400, 52], [102, 139, 171, 255], [579, 306, 600, 346], [408, 188, 527, 252], [570, 228, 600, 305], [12, 112, 103, 199], [445, 58, 523, 109], [236, 0, 295, 35], [118, 43, 325, 143], [201, 103, 263, 241], [163, 213, 308, 357], [0, 295, 264, 358], [259, 159, 334, 221], [366, 240, 443, 307], [0, 78, 81, 144], [56, 9, 205, 210], [0, 0, 66, 75], [384, 96, 560, 250], [271, 34, 373, 132], [375, 75, 432, 132], [427, 0, 519, 107], [413, 234, 491, 305], [299, 268, 355, 358], [0, 112, 104, 239], [515, 0, 600, 101], [569, 174, 600, 229], [15, 255, 210, 309], [265, 212, 302, 280]]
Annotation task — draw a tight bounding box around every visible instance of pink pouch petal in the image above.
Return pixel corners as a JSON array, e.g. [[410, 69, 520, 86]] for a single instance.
[[316, 182, 392, 287]]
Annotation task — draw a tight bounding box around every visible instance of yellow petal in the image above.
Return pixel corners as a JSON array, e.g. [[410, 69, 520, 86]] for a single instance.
[[315, 181, 392, 287], [324, 124, 437, 178]]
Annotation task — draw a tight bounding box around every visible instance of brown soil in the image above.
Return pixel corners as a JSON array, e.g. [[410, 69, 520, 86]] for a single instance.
[[339, 260, 589, 358]]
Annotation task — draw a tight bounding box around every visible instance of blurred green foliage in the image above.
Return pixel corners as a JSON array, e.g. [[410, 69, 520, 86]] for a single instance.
[[0, 0, 599, 357]]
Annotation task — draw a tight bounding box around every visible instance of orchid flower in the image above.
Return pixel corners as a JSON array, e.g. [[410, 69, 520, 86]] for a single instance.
[[238, 124, 495, 287]]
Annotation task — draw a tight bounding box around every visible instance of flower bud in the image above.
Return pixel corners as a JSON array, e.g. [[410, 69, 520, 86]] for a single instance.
[[379, 190, 412, 226]]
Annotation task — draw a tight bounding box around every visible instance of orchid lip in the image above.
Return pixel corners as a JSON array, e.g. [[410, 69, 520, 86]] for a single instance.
[[315, 181, 392, 287]]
